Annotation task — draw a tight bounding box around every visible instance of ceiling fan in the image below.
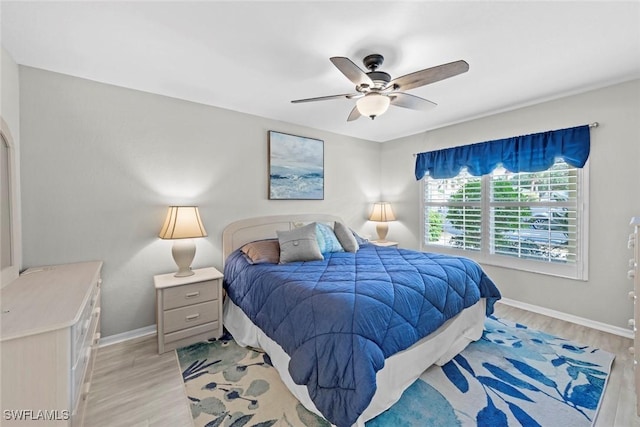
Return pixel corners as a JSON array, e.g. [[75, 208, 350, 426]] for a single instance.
[[291, 54, 469, 121]]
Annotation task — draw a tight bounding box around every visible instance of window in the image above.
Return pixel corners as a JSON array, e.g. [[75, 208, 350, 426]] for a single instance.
[[423, 159, 588, 280]]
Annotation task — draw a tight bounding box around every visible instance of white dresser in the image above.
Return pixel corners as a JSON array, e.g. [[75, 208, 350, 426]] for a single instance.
[[629, 217, 640, 416], [0, 261, 102, 426]]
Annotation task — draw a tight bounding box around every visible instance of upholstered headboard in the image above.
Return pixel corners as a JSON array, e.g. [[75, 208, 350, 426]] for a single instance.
[[221, 213, 343, 266]]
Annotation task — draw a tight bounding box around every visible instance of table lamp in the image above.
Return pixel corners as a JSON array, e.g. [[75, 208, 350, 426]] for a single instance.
[[369, 202, 396, 242], [158, 206, 207, 277]]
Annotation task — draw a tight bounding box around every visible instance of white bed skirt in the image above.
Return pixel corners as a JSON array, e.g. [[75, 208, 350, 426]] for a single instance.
[[223, 298, 487, 427]]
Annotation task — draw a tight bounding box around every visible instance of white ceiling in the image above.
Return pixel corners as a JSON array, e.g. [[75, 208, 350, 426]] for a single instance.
[[2, 1, 639, 142]]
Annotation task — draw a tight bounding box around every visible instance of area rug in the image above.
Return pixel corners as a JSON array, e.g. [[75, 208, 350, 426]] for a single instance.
[[177, 316, 614, 427]]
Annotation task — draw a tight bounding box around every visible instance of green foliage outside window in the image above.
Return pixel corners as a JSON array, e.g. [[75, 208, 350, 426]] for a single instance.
[[428, 210, 443, 242], [447, 180, 531, 248]]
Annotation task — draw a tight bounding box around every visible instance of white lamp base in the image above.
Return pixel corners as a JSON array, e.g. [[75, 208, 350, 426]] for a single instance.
[[172, 239, 196, 277], [376, 222, 389, 242]]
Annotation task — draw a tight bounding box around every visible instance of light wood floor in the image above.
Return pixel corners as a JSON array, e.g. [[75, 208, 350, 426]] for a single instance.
[[83, 335, 193, 427], [84, 302, 640, 426]]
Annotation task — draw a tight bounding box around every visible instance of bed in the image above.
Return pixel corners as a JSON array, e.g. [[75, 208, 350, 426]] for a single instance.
[[221, 214, 501, 427]]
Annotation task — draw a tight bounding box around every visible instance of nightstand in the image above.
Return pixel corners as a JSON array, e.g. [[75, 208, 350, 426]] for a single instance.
[[154, 267, 223, 353], [371, 240, 399, 248]]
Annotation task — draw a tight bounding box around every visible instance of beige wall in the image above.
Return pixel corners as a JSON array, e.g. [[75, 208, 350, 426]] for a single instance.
[[19, 67, 382, 337], [381, 79, 640, 330], [17, 63, 640, 336]]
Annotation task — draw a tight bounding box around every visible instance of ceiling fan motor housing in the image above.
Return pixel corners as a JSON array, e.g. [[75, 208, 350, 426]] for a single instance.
[[362, 54, 391, 89], [363, 54, 384, 70], [366, 71, 391, 89]]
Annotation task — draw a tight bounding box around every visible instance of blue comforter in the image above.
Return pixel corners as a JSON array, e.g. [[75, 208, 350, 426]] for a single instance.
[[224, 244, 501, 427]]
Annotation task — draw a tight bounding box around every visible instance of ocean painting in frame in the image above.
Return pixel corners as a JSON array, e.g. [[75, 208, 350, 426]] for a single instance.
[[268, 131, 324, 200]]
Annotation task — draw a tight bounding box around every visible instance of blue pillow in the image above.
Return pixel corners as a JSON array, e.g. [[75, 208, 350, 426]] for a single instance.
[[351, 229, 370, 246], [315, 223, 344, 254]]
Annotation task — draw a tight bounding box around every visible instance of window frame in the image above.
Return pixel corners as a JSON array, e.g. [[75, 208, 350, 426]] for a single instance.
[[420, 161, 589, 281], [1, 116, 20, 288]]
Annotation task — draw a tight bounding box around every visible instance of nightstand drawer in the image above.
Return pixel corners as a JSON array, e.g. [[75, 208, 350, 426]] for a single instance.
[[163, 300, 219, 334], [164, 321, 219, 344], [163, 280, 218, 310]]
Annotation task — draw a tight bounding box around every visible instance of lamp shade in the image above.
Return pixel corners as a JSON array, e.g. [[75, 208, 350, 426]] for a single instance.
[[356, 93, 390, 119], [158, 206, 207, 239], [369, 202, 396, 222]]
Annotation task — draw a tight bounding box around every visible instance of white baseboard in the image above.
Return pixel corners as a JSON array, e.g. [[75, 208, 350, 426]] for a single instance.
[[498, 298, 634, 339], [99, 324, 157, 348]]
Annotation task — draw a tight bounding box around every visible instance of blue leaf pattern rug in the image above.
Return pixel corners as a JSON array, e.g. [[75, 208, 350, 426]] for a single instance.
[[177, 316, 614, 427]]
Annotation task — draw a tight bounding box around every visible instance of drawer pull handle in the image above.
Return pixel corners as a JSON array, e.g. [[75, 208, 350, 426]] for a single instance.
[[185, 313, 200, 322], [185, 291, 200, 299]]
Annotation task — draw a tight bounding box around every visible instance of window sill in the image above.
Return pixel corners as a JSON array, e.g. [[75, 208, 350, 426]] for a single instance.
[[420, 244, 587, 281]]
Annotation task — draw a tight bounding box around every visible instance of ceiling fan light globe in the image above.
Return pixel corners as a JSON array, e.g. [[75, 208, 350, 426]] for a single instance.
[[356, 93, 390, 119]]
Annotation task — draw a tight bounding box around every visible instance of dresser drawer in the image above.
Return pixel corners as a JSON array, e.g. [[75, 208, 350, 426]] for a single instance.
[[72, 286, 101, 366], [71, 346, 91, 414], [163, 300, 219, 334], [163, 280, 218, 310], [80, 304, 101, 360]]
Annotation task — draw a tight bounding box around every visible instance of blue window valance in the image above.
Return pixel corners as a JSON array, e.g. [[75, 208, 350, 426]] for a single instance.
[[415, 124, 590, 180]]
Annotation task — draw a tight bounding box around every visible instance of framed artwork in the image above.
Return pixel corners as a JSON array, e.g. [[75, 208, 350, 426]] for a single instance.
[[268, 131, 324, 200]]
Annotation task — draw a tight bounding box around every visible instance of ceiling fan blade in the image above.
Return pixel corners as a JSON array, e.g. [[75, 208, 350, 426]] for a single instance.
[[389, 60, 469, 91], [347, 105, 361, 121], [389, 92, 437, 110], [330, 57, 374, 87], [291, 93, 359, 103]]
